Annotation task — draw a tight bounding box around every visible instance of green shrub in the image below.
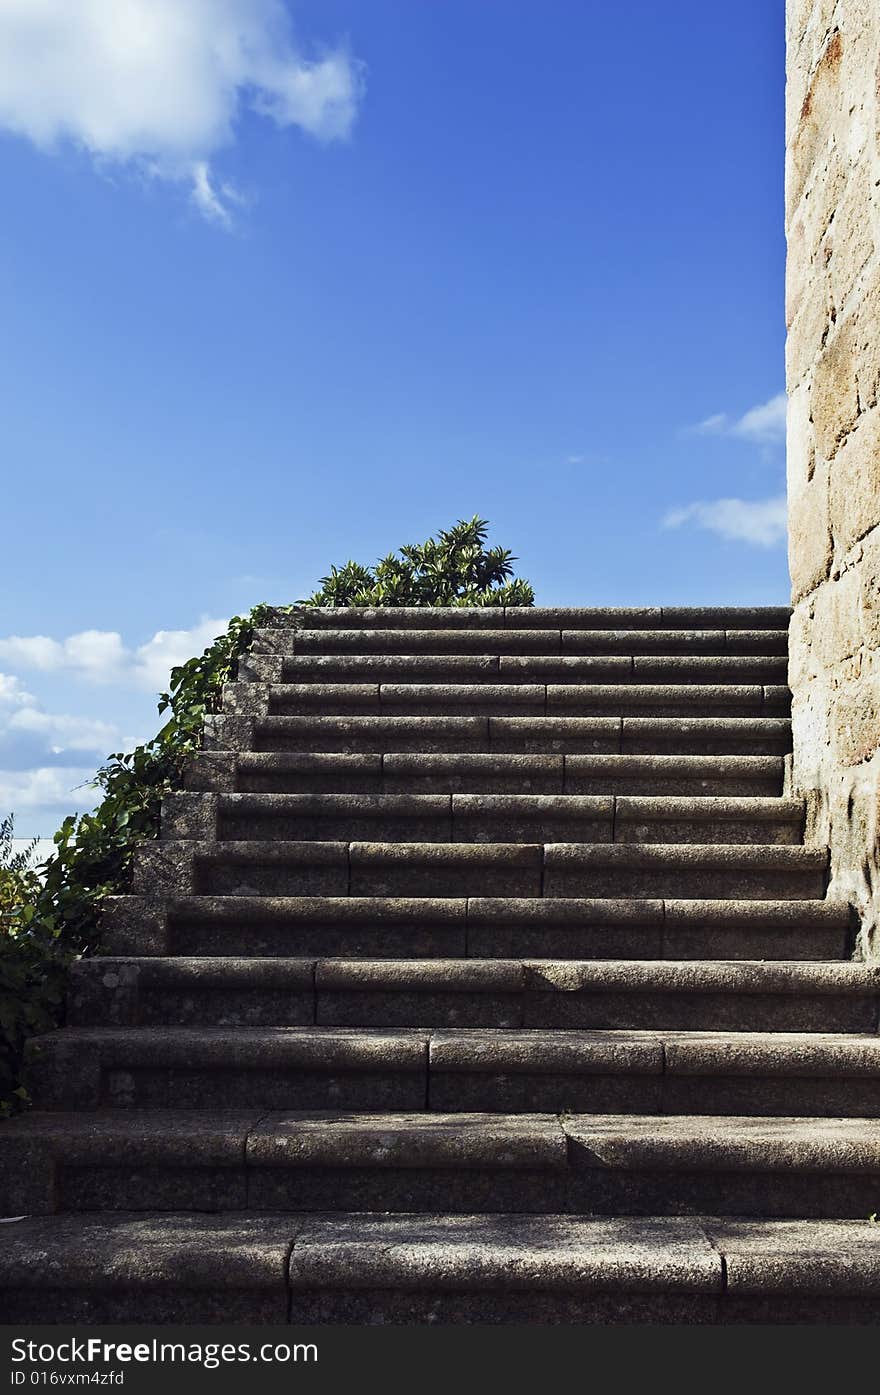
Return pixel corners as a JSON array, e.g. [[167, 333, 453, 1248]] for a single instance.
[[35, 603, 283, 956], [306, 515, 535, 607], [0, 607, 283, 1112], [1, 517, 532, 1114], [0, 817, 68, 1115]]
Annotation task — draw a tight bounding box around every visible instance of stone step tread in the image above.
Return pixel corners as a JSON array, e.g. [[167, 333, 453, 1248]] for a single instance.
[[3, 1212, 878, 1302], [75, 956, 879, 995], [6, 1110, 880, 1172], [267, 655, 789, 680], [206, 793, 803, 818], [169, 840, 827, 864], [264, 605, 792, 629], [211, 753, 786, 796], [0, 1109, 563, 1170], [143, 894, 849, 960], [264, 682, 788, 700], [288, 1213, 880, 1295], [229, 753, 786, 773], [261, 683, 790, 718], [252, 716, 793, 730], [198, 751, 784, 796], [143, 839, 828, 899], [256, 628, 789, 656], [171, 798, 806, 851], [28, 1025, 880, 1073], [245, 714, 793, 750], [163, 895, 851, 926]]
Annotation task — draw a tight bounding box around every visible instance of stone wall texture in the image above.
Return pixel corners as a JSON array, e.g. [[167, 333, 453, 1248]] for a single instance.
[[786, 0, 880, 956]]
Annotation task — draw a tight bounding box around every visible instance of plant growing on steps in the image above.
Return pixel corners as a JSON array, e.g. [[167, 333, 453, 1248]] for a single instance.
[[0, 517, 532, 1114], [36, 604, 282, 957], [0, 607, 282, 1112], [306, 516, 535, 608], [0, 816, 67, 1116]]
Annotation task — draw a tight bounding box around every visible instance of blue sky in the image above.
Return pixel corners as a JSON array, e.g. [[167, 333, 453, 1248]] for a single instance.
[[0, 0, 788, 835]]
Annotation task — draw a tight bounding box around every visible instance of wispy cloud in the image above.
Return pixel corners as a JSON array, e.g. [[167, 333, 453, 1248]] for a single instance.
[[0, 666, 118, 755], [0, 765, 100, 816], [0, 617, 227, 692], [662, 496, 787, 547], [0, 667, 114, 827], [0, 614, 230, 830], [688, 392, 787, 447], [0, 0, 365, 224]]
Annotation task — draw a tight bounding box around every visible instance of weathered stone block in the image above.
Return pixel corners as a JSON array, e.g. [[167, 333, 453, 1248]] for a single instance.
[[830, 408, 880, 548], [858, 525, 880, 645], [785, 271, 833, 390], [811, 565, 862, 668], [787, 452, 832, 601], [786, 26, 844, 223], [809, 310, 861, 459], [160, 791, 218, 840], [830, 673, 880, 765], [822, 169, 875, 316]]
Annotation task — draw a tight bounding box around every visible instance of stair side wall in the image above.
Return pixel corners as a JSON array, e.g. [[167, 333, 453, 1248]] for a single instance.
[[786, 0, 880, 956]]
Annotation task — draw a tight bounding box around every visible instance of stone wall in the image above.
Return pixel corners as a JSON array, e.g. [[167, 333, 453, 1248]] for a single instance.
[[786, 0, 880, 955]]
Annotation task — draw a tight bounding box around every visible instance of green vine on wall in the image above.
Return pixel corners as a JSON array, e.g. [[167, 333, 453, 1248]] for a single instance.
[[0, 516, 534, 1113], [0, 604, 285, 1112]]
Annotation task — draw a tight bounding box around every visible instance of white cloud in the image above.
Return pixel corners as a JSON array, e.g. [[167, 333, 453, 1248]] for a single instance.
[[690, 393, 787, 446], [0, 612, 228, 831], [663, 496, 788, 547], [0, 617, 227, 691], [0, 0, 364, 222], [0, 632, 127, 677], [734, 394, 788, 444], [0, 672, 127, 828], [132, 617, 229, 689], [0, 636, 62, 671], [0, 765, 99, 814], [7, 707, 119, 753], [0, 672, 34, 706]]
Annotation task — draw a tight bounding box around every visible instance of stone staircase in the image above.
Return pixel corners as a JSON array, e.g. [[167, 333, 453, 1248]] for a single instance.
[[3, 605, 880, 1324]]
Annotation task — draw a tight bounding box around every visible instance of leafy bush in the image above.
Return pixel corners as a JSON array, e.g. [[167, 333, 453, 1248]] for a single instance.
[[35, 604, 282, 956], [0, 817, 68, 1115], [306, 516, 535, 607], [1, 517, 532, 1114], [0, 607, 282, 1113]]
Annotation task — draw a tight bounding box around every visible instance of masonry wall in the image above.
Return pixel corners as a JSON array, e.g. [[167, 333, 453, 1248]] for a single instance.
[[786, 0, 880, 955]]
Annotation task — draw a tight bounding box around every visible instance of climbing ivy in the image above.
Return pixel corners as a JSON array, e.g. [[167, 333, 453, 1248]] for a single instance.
[[0, 605, 286, 1112], [1, 516, 534, 1112]]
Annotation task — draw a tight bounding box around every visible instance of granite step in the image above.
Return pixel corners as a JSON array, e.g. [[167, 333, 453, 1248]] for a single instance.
[[285, 1212, 880, 1324], [245, 653, 790, 686], [263, 682, 789, 719], [168, 792, 806, 846], [109, 894, 849, 962], [262, 629, 791, 659], [255, 605, 791, 631], [427, 1027, 880, 1116], [17, 601, 870, 1328], [66, 956, 880, 1032], [5, 1210, 880, 1324], [133, 839, 827, 900], [221, 714, 793, 756], [4, 1111, 880, 1220], [254, 625, 789, 658], [23, 1026, 880, 1116], [185, 751, 785, 797], [541, 843, 826, 899]]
